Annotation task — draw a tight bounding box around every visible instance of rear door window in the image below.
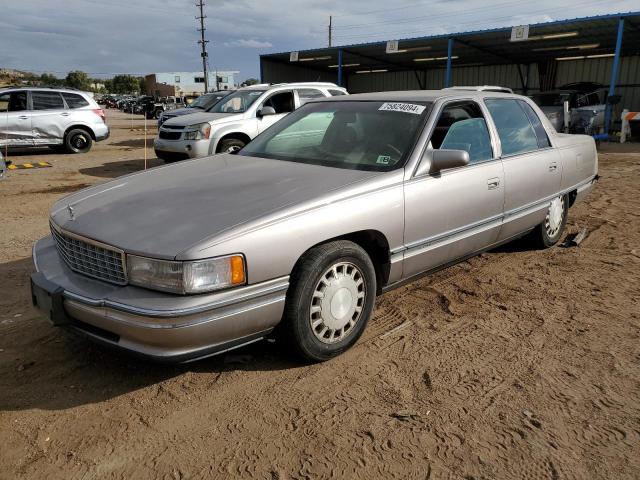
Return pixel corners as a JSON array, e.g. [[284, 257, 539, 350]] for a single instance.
[[61, 92, 90, 109], [328, 89, 347, 96], [518, 101, 551, 149], [485, 99, 540, 156], [0, 92, 28, 112], [32, 91, 65, 110], [296, 88, 325, 106]]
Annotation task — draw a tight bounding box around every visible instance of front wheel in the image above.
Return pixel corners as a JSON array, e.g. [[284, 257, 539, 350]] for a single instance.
[[283, 241, 376, 362], [217, 138, 246, 154], [533, 194, 568, 248], [64, 129, 93, 154]]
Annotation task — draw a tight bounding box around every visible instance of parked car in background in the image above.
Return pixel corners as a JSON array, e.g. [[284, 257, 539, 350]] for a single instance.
[[0, 87, 109, 153], [158, 91, 234, 127], [530, 83, 609, 134], [153, 82, 349, 161], [31, 89, 597, 363]]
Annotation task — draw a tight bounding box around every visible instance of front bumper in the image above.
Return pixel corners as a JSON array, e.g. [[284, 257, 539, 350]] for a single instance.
[[153, 137, 211, 160], [31, 236, 288, 363]]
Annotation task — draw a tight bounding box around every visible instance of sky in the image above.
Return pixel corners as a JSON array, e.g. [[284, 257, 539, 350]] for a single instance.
[[1, 0, 637, 82]]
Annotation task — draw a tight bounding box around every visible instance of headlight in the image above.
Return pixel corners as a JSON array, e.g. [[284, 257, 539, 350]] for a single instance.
[[184, 122, 212, 140], [127, 254, 246, 294]]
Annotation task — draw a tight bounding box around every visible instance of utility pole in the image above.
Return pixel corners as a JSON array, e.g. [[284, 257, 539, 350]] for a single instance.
[[328, 15, 332, 47], [196, 0, 209, 92]]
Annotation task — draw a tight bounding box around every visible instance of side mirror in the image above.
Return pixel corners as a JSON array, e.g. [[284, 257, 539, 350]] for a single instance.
[[257, 106, 276, 118], [415, 149, 470, 176]]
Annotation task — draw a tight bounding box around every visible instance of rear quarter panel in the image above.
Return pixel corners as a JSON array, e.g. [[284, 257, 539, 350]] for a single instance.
[[554, 133, 598, 191]]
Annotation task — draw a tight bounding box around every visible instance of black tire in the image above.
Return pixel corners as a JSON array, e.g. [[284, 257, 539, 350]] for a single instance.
[[532, 193, 569, 248], [64, 128, 93, 154], [282, 240, 377, 362], [153, 109, 163, 120], [217, 138, 246, 154]]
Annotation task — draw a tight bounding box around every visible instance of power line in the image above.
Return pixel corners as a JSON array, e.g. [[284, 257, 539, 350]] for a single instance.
[[332, 0, 528, 30], [332, 0, 614, 41]]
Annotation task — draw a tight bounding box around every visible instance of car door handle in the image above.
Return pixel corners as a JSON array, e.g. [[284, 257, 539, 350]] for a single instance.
[[487, 178, 500, 189], [60, 112, 70, 117], [548, 163, 558, 172], [19, 115, 29, 120]]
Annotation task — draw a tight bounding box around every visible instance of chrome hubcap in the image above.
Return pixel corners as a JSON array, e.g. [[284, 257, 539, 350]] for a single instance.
[[310, 262, 366, 344], [226, 145, 241, 153], [545, 196, 565, 237], [73, 134, 88, 149]]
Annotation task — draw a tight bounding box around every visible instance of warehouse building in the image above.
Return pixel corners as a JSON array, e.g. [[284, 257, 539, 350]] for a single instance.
[[260, 12, 640, 134], [145, 70, 239, 97]]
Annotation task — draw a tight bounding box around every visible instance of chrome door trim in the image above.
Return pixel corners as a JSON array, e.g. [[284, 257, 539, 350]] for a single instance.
[[393, 175, 596, 257]]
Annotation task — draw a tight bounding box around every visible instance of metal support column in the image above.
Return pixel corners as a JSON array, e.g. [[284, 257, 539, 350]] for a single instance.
[[445, 38, 454, 88], [605, 17, 624, 136], [338, 49, 343, 87]]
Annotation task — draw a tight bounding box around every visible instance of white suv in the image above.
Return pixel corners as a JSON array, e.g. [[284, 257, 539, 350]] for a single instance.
[[0, 87, 109, 153], [153, 82, 348, 161]]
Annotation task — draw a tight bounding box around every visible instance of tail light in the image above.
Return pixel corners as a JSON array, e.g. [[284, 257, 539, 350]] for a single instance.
[[93, 108, 106, 122]]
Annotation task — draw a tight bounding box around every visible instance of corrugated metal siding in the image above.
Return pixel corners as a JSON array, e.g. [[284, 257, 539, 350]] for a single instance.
[[263, 55, 640, 116], [261, 59, 337, 84]]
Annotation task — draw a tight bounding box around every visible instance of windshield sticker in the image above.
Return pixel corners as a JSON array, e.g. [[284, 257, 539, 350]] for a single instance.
[[376, 155, 391, 165], [378, 102, 426, 115]]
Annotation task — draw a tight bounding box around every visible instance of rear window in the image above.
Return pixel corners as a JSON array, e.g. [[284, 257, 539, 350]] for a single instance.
[[62, 92, 90, 109], [32, 91, 65, 110]]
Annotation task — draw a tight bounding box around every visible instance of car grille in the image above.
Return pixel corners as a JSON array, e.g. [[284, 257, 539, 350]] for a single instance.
[[50, 223, 127, 285], [159, 130, 182, 140]]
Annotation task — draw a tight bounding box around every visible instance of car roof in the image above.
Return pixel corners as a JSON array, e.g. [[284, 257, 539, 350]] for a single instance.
[[237, 82, 344, 92], [311, 89, 520, 102], [0, 86, 91, 95]]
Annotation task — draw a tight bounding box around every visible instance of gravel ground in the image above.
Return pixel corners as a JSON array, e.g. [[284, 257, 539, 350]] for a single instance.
[[1, 110, 639, 480]]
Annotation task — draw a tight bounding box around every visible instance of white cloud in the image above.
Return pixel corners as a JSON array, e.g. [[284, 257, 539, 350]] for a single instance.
[[223, 39, 273, 48]]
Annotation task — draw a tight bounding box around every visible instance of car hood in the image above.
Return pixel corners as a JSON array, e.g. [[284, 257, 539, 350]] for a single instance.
[[161, 107, 201, 118], [163, 112, 239, 127], [50, 154, 379, 260]]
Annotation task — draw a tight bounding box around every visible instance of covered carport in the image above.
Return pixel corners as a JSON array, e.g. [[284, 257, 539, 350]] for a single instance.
[[260, 11, 640, 135]]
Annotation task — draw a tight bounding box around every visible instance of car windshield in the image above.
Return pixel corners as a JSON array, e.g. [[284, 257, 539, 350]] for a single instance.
[[208, 90, 265, 114], [240, 100, 431, 172], [189, 93, 224, 109]]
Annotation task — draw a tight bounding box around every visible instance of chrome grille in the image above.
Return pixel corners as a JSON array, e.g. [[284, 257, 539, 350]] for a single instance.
[[50, 223, 127, 285]]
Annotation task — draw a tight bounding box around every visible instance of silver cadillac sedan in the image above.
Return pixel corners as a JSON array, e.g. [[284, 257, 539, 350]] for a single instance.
[[31, 90, 598, 362]]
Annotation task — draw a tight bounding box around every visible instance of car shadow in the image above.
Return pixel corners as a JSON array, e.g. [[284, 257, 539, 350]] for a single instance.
[[78, 158, 165, 178], [110, 138, 156, 149], [0, 256, 298, 412], [2, 147, 59, 157]]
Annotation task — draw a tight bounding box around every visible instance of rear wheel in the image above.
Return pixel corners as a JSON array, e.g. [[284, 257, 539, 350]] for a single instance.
[[64, 128, 93, 154], [282, 241, 376, 362], [217, 138, 246, 154], [532, 194, 568, 248]]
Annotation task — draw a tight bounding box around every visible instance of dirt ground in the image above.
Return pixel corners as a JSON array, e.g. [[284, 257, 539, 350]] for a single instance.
[[0, 110, 639, 480]]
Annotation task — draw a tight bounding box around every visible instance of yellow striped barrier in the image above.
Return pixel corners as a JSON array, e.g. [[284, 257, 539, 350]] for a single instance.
[[7, 161, 52, 170]]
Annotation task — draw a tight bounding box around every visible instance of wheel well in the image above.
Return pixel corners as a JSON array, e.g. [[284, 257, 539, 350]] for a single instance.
[[568, 189, 577, 208], [300, 230, 391, 295], [216, 132, 252, 152], [64, 125, 95, 141]]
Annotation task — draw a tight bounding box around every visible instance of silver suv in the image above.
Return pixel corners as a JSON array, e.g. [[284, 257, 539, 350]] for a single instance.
[[0, 87, 109, 153], [153, 82, 348, 161]]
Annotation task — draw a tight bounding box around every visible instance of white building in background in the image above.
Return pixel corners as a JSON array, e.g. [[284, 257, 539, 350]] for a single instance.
[[145, 71, 238, 97]]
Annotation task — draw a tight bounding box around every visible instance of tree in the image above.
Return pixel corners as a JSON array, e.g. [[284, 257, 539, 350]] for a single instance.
[[39, 73, 62, 86], [65, 70, 90, 90], [111, 74, 140, 94], [242, 78, 259, 86]]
